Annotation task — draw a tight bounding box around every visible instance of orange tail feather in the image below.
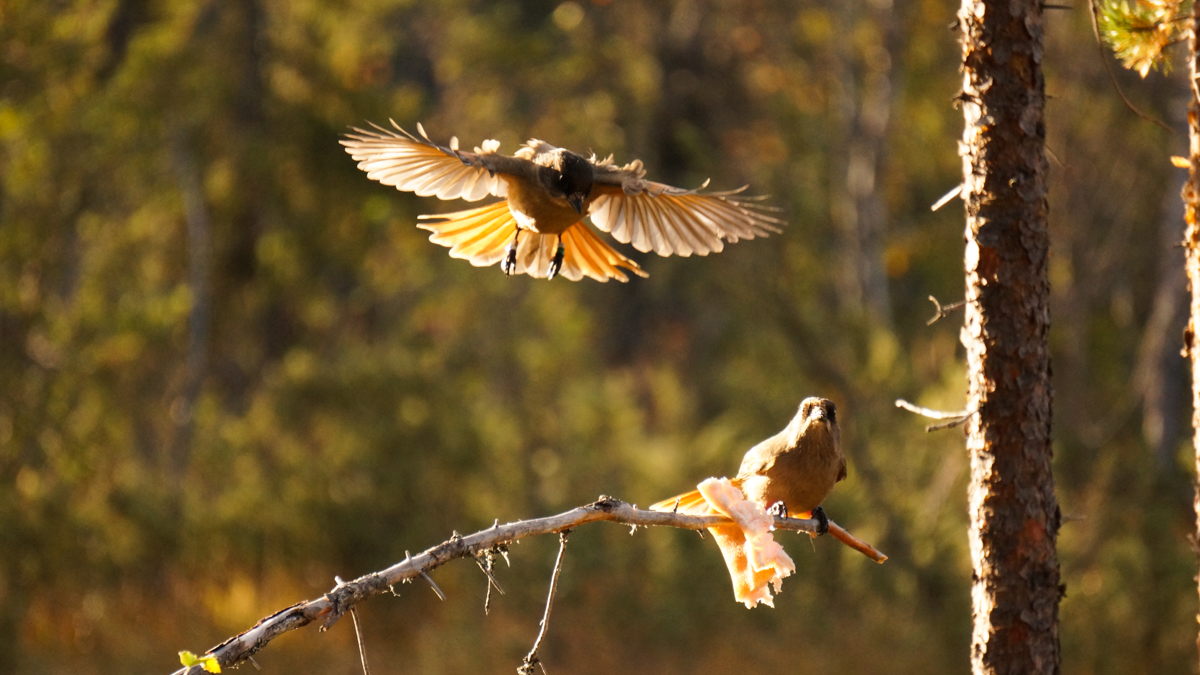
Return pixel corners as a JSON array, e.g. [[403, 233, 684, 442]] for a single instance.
[[560, 222, 647, 282], [650, 479, 778, 604], [417, 205, 646, 282], [417, 200, 516, 268]]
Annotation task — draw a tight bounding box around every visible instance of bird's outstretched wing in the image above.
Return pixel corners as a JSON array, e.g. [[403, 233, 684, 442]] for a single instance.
[[587, 158, 784, 257], [341, 121, 530, 201]]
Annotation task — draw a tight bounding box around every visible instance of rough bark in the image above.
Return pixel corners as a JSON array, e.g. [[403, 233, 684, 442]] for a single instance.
[[1185, 3, 1200, 662], [957, 0, 1061, 673]]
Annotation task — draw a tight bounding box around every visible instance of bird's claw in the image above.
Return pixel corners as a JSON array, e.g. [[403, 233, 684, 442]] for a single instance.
[[767, 501, 789, 519], [811, 506, 829, 536], [502, 241, 518, 276], [547, 244, 565, 280]]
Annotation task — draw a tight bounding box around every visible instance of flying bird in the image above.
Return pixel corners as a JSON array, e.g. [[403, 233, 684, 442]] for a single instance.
[[340, 121, 783, 282], [651, 397, 845, 529]]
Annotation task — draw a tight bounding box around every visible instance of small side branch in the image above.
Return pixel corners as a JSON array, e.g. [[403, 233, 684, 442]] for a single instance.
[[828, 523, 888, 563], [349, 607, 370, 675], [930, 184, 963, 211], [168, 498, 882, 675], [895, 399, 976, 432], [518, 531, 570, 675], [925, 295, 965, 325], [475, 550, 506, 614], [335, 576, 372, 675], [407, 551, 447, 601]]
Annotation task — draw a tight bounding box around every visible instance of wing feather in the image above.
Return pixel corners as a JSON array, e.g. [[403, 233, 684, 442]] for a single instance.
[[654, 202, 702, 256], [342, 121, 523, 201], [587, 162, 784, 257], [649, 198, 693, 256]]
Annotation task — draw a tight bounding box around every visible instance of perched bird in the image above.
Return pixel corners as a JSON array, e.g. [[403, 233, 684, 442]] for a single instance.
[[340, 121, 783, 282], [650, 398, 845, 603], [651, 397, 846, 527]]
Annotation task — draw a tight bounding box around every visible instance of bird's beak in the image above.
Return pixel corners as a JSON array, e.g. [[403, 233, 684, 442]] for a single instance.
[[808, 407, 826, 423], [568, 194, 585, 215]]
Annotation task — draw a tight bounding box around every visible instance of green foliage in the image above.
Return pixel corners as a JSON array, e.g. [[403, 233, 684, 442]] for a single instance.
[[1098, 0, 1189, 76], [0, 1, 1191, 674]]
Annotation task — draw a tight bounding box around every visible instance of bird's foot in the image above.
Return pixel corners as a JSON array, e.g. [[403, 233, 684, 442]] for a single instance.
[[811, 506, 829, 536], [547, 244, 565, 280], [501, 240, 518, 276], [767, 501, 789, 519]]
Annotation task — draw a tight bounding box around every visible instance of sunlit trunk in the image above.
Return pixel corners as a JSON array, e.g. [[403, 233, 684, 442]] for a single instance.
[[1184, 3, 1200, 664], [958, 0, 1061, 672]]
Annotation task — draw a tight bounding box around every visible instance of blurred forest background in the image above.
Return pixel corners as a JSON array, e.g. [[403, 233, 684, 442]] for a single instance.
[[1, 0, 1195, 673]]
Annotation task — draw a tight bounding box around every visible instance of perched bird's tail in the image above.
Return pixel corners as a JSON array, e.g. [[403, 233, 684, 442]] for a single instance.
[[648, 487, 728, 515], [650, 479, 798, 607], [417, 201, 647, 282]]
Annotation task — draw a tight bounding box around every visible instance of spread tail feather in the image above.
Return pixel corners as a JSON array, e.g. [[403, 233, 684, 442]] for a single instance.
[[417, 203, 647, 282], [417, 200, 518, 268], [648, 489, 714, 515], [648, 478, 744, 515], [559, 221, 648, 282], [651, 478, 784, 606]]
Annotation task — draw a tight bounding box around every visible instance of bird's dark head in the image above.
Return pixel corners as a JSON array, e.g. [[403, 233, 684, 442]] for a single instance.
[[553, 150, 594, 214], [800, 398, 836, 426], [790, 397, 839, 445]]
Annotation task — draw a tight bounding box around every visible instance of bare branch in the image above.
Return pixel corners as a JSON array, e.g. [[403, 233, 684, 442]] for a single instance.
[[518, 531, 571, 675], [925, 295, 965, 325], [931, 183, 963, 211], [168, 497, 882, 675], [895, 399, 978, 432], [895, 399, 971, 419], [827, 522, 888, 563], [925, 414, 976, 432]]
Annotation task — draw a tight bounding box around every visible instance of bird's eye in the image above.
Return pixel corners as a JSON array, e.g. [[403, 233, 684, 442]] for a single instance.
[[826, 403, 836, 423]]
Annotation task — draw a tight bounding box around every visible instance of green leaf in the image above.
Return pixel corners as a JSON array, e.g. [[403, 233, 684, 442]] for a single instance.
[[178, 651, 222, 673]]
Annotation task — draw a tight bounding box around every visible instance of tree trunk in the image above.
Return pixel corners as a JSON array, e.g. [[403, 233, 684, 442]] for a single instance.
[[957, 0, 1061, 673], [1184, 3, 1200, 664]]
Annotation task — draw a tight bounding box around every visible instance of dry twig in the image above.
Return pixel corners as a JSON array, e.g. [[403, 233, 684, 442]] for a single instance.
[[925, 295, 965, 325], [518, 531, 571, 675], [895, 399, 977, 432], [930, 184, 963, 211], [349, 607, 370, 675], [334, 576, 372, 675]]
